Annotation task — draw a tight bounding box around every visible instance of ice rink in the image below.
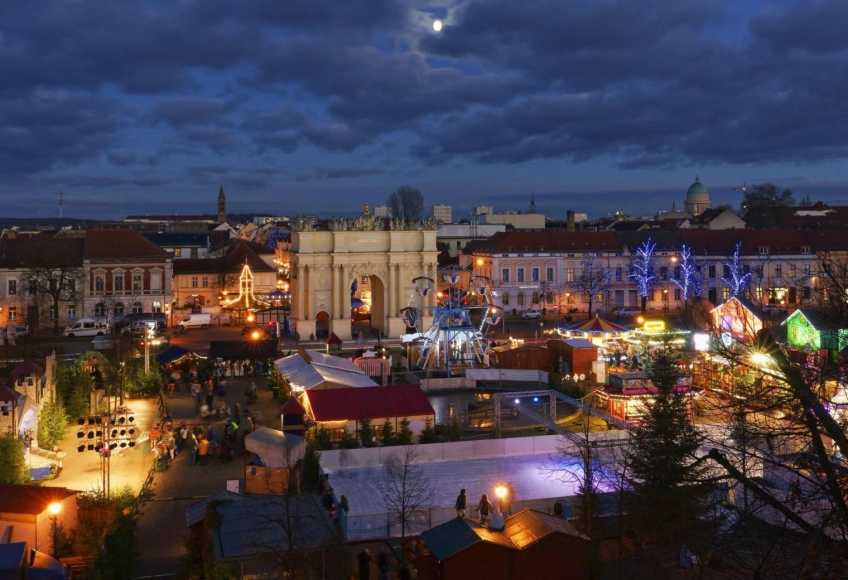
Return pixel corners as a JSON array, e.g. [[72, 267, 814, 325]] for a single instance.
[[326, 452, 584, 515]]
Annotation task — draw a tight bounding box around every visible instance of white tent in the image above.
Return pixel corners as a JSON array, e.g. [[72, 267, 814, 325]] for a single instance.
[[244, 427, 305, 468]]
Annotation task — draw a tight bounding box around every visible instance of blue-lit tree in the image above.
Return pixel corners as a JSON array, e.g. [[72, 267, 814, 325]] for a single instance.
[[671, 245, 703, 304], [722, 243, 752, 298], [569, 253, 610, 318], [630, 239, 656, 313]]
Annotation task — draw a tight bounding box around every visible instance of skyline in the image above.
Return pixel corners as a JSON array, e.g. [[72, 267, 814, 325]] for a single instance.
[[3, 1, 848, 220]]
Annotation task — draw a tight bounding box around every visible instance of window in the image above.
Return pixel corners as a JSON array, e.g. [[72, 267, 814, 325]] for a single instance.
[[789, 264, 796, 277], [95, 276, 105, 292], [502, 268, 510, 283], [723, 265, 731, 278], [133, 274, 143, 292], [801, 246, 810, 254], [759, 247, 769, 255], [674, 289, 681, 301], [114, 303, 124, 317], [648, 290, 655, 302], [8, 280, 16, 295], [173, 248, 182, 257], [755, 287, 763, 301], [456, 241, 461, 249], [723, 287, 730, 300], [7, 307, 16, 321], [202, 276, 209, 288], [95, 302, 106, 317], [152, 300, 162, 313], [566, 268, 575, 282], [775, 265, 782, 277], [531, 268, 539, 283], [190, 249, 198, 258], [517, 268, 525, 283], [502, 293, 510, 306], [804, 264, 811, 277], [803, 286, 811, 299], [132, 302, 143, 314], [517, 293, 525, 306], [546, 267, 554, 282], [191, 276, 199, 288], [114, 274, 124, 292], [546, 292, 554, 304], [67, 305, 76, 320], [708, 265, 716, 279], [28, 279, 37, 294], [756, 266, 763, 278], [151, 272, 162, 291], [49, 306, 55, 320], [67, 278, 76, 293], [660, 266, 668, 280], [615, 267, 622, 281]]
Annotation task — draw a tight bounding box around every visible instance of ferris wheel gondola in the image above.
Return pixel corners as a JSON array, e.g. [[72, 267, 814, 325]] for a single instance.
[[405, 265, 498, 376]]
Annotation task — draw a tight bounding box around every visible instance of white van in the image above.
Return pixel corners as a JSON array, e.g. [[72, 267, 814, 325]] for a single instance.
[[177, 313, 211, 329], [64, 317, 110, 338]]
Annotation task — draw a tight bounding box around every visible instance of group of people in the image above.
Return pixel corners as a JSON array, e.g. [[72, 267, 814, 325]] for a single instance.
[[454, 487, 512, 526], [319, 474, 348, 528], [150, 406, 259, 466], [357, 547, 412, 580]]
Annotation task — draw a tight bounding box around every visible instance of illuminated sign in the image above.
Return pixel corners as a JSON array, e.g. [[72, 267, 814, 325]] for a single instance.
[[642, 321, 666, 332]]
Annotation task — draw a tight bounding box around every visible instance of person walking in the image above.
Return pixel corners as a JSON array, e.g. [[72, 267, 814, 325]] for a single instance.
[[357, 548, 371, 580], [378, 549, 391, 580], [455, 489, 467, 518], [197, 436, 210, 466], [477, 493, 491, 524], [186, 432, 198, 466]]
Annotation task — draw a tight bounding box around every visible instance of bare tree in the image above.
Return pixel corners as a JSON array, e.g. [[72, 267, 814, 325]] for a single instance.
[[376, 445, 436, 556], [386, 186, 424, 223], [569, 253, 610, 318], [18, 234, 85, 336], [629, 239, 656, 314]]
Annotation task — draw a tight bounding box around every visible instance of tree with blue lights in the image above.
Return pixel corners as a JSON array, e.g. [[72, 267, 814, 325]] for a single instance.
[[570, 253, 610, 318], [722, 243, 751, 298], [630, 239, 656, 314], [671, 245, 703, 304]]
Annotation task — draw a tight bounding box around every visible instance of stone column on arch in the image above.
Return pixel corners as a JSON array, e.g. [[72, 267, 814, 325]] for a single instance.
[[342, 265, 352, 318], [332, 264, 341, 319], [296, 264, 306, 318], [303, 265, 311, 319], [388, 263, 397, 319]]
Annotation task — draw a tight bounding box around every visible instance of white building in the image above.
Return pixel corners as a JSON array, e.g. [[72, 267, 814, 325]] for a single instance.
[[373, 206, 393, 219], [432, 204, 452, 224]]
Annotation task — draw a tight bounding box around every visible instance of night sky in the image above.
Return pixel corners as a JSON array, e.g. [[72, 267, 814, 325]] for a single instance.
[[3, 1, 848, 221]]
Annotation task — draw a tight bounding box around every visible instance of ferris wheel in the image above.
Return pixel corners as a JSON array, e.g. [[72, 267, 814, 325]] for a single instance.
[[400, 265, 503, 376]]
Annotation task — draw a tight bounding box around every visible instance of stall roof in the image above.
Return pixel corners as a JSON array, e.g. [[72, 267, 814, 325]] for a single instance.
[[274, 350, 376, 390], [209, 340, 278, 359], [186, 491, 247, 527], [0, 484, 77, 515], [244, 427, 304, 468], [303, 385, 434, 422], [560, 338, 598, 349], [156, 345, 194, 364]]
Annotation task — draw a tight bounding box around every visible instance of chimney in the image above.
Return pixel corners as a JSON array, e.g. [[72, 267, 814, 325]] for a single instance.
[[566, 210, 575, 232]]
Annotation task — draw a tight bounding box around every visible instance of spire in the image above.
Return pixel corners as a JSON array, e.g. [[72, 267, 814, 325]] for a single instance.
[[695, 172, 700, 183], [218, 183, 226, 200], [217, 183, 227, 223], [529, 192, 536, 214]]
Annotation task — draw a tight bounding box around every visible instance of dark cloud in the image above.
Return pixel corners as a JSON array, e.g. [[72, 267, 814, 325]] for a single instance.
[[2, 0, 848, 218]]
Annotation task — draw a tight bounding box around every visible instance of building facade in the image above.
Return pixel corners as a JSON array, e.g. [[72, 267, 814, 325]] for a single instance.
[[432, 204, 453, 224], [469, 229, 848, 318]]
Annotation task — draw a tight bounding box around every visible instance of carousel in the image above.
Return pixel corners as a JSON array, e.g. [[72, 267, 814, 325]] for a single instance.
[[557, 315, 633, 361]]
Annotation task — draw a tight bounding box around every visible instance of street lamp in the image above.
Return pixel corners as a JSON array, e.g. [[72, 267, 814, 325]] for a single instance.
[[48, 502, 61, 557], [144, 325, 161, 374]]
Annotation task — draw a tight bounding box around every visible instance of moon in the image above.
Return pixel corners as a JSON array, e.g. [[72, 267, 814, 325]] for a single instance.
[[433, 20, 442, 32]]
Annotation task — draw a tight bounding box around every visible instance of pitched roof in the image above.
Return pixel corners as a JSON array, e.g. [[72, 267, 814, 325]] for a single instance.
[[280, 397, 306, 415], [783, 309, 840, 331], [0, 233, 85, 269], [303, 385, 435, 421], [0, 484, 77, 515], [11, 360, 43, 376], [141, 232, 211, 246], [0, 383, 21, 403], [422, 510, 587, 561], [83, 229, 170, 260], [174, 241, 274, 276]]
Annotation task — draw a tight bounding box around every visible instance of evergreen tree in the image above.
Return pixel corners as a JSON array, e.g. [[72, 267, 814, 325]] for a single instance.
[[380, 419, 396, 446], [37, 401, 68, 449], [625, 349, 711, 549], [397, 418, 413, 445], [0, 430, 28, 484], [358, 417, 374, 446], [419, 418, 436, 444]]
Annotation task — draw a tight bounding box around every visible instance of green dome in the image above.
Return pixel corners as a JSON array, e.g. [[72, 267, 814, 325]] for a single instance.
[[687, 175, 709, 197]]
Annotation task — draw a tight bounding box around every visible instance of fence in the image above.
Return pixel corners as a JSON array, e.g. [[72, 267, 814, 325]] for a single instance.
[[319, 431, 630, 470]]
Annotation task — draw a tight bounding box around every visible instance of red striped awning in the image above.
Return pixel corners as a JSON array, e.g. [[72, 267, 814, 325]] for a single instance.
[[562, 315, 630, 334]]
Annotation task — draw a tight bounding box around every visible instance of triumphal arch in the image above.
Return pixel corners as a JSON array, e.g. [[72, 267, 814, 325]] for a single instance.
[[288, 206, 438, 341]]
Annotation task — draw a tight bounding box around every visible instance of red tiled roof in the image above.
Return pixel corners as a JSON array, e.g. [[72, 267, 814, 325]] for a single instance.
[[83, 229, 170, 259], [124, 214, 215, 221], [173, 241, 274, 276], [304, 385, 435, 422], [0, 484, 77, 515], [0, 234, 86, 269], [11, 360, 42, 376], [0, 383, 21, 403]]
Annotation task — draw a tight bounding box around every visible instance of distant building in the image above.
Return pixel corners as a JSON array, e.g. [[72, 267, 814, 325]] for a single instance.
[[472, 206, 493, 216], [437, 223, 506, 257], [217, 184, 226, 223], [373, 205, 393, 219], [684, 174, 712, 216], [433, 204, 452, 224], [688, 208, 746, 230], [478, 211, 545, 230]]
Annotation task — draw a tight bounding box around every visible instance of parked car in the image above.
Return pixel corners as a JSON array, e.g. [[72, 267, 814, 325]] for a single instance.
[[615, 308, 641, 318], [522, 309, 542, 319], [761, 305, 788, 315]]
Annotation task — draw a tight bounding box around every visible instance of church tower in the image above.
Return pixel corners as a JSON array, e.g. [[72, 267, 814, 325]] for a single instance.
[[529, 192, 536, 214], [684, 174, 711, 217], [217, 183, 227, 223]]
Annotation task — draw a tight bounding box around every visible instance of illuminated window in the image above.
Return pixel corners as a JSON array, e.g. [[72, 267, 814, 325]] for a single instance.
[[7, 280, 16, 295], [502, 293, 510, 306], [517, 269, 525, 283], [502, 269, 510, 283], [95, 276, 105, 292], [133, 274, 143, 292], [517, 293, 525, 306], [566, 268, 575, 282]]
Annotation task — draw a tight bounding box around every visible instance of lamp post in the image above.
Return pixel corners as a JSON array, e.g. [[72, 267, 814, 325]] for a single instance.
[[48, 502, 61, 557], [144, 324, 161, 374], [119, 361, 126, 407]]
